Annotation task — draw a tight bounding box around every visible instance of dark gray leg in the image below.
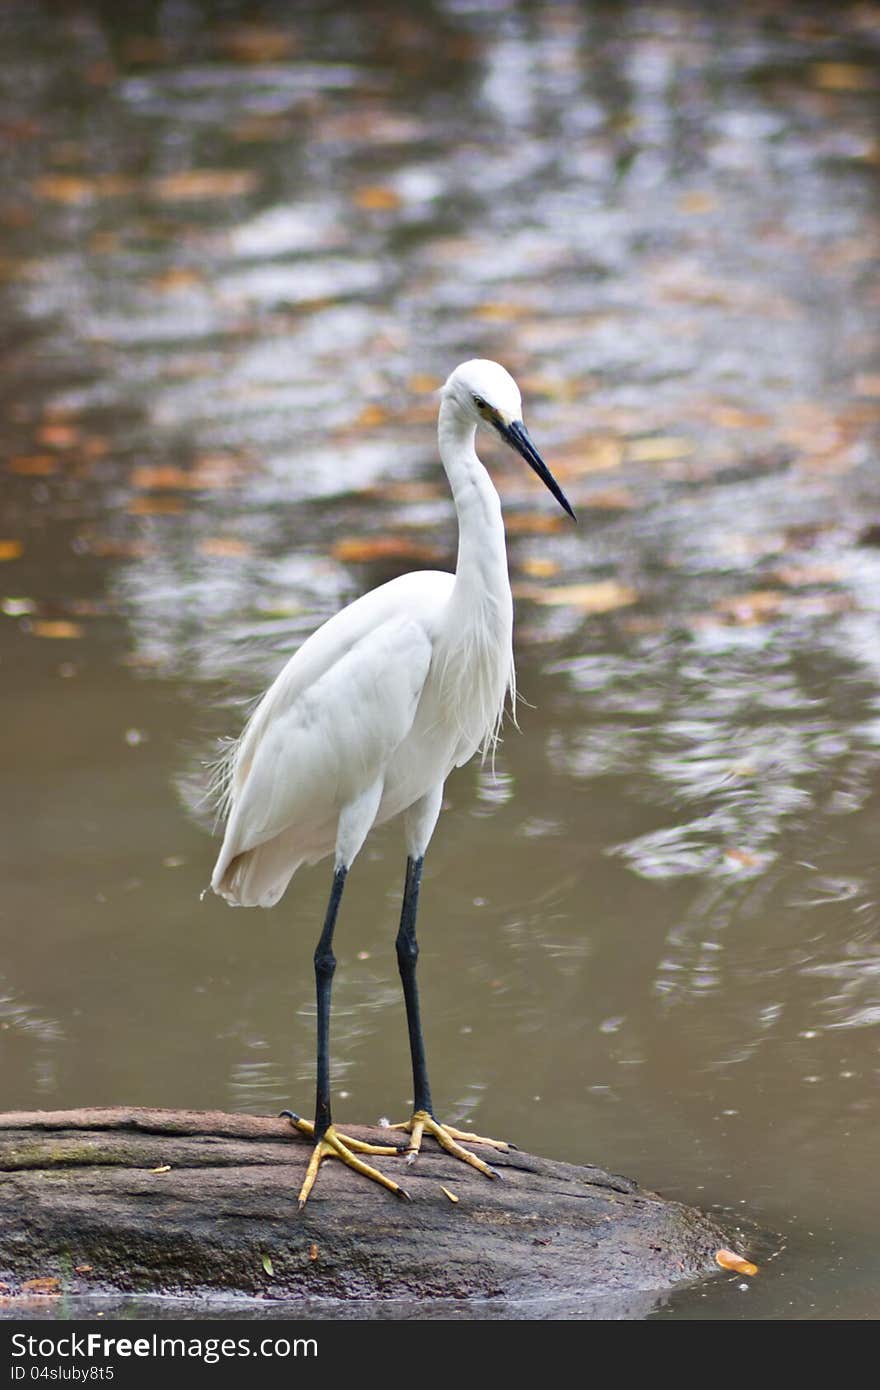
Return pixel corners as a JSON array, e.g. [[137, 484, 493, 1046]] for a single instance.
[[395, 855, 434, 1117], [314, 865, 347, 1141]]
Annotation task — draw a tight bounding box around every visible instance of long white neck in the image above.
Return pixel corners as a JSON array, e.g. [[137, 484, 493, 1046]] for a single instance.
[[437, 395, 510, 606]]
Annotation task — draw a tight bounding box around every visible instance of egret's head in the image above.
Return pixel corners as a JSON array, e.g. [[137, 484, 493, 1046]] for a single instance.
[[442, 359, 575, 521]]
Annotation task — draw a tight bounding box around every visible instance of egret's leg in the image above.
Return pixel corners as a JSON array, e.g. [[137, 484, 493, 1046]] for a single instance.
[[391, 855, 510, 1179], [396, 855, 433, 1117], [292, 865, 409, 1208]]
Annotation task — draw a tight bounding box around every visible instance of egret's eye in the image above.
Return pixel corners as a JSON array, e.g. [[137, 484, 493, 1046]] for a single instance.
[[472, 395, 487, 410]]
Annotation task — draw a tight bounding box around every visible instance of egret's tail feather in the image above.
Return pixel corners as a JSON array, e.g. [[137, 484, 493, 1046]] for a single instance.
[[211, 833, 305, 909]]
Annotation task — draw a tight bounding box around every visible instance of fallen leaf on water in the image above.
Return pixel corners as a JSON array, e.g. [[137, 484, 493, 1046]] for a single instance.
[[582, 487, 636, 510], [440, 1186, 459, 1204], [261, 1254, 274, 1277], [36, 423, 80, 450], [407, 373, 441, 394], [811, 62, 873, 91], [127, 497, 185, 516], [32, 175, 95, 205], [504, 512, 566, 536], [381, 480, 444, 503], [147, 267, 204, 293], [522, 581, 639, 614], [8, 455, 58, 476], [132, 461, 239, 492], [474, 301, 532, 322], [21, 1278, 61, 1295], [308, 1244, 319, 1262], [715, 1249, 758, 1276], [74, 1265, 93, 1274], [152, 169, 259, 202], [626, 436, 694, 464], [197, 538, 253, 559], [218, 24, 295, 63], [0, 540, 24, 560], [353, 185, 401, 211], [553, 437, 623, 476], [150, 1164, 171, 1174], [353, 403, 389, 429], [678, 191, 717, 215], [708, 405, 773, 430], [131, 465, 196, 490], [31, 620, 83, 639], [519, 557, 560, 579], [333, 536, 442, 564]]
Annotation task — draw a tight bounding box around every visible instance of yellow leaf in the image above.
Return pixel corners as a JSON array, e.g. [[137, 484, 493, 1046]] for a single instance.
[[474, 301, 531, 322], [333, 536, 442, 564], [709, 406, 773, 429], [20, 1278, 61, 1295], [812, 62, 873, 91], [147, 267, 204, 293], [150, 1164, 171, 1174], [582, 487, 636, 510], [32, 175, 95, 205], [353, 403, 389, 429], [554, 437, 623, 476], [218, 24, 295, 64], [520, 557, 560, 579], [678, 191, 717, 215], [131, 465, 195, 490], [31, 620, 83, 639], [715, 1249, 758, 1276], [407, 374, 441, 394], [626, 437, 694, 463], [353, 186, 401, 211], [8, 455, 58, 476], [504, 512, 566, 535], [527, 581, 639, 613], [440, 1186, 459, 1203], [308, 1243, 319, 1261], [152, 169, 259, 201], [36, 423, 80, 450], [197, 538, 253, 559], [127, 497, 185, 516], [0, 540, 24, 561]]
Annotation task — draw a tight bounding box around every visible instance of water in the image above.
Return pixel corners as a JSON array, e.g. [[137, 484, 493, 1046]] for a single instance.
[[1, 0, 878, 1320]]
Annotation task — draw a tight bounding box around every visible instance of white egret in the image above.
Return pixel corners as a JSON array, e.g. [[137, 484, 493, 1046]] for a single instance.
[[211, 359, 575, 1206]]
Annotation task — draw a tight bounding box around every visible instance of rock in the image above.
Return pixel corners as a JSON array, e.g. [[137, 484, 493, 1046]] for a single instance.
[[0, 1108, 733, 1310]]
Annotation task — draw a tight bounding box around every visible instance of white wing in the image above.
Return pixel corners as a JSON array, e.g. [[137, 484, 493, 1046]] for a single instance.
[[211, 573, 451, 907]]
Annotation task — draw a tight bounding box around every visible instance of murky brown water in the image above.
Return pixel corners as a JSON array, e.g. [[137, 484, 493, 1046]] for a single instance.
[[1, 1, 878, 1319]]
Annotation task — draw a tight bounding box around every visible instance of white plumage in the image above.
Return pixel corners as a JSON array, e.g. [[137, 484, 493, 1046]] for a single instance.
[[207, 358, 575, 1207], [211, 359, 540, 908]]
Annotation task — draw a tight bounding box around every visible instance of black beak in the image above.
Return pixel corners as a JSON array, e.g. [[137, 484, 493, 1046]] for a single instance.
[[498, 420, 576, 521]]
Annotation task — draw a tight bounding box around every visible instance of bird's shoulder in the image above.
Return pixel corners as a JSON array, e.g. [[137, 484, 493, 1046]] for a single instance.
[[259, 569, 454, 711]]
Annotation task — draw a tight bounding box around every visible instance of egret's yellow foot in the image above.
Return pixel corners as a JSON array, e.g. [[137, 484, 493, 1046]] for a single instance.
[[390, 1109, 509, 1177], [281, 1113, 410, 1208]]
